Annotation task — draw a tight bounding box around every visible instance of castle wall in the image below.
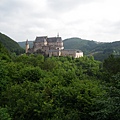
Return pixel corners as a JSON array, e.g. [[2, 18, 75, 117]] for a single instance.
[[47, 42, 57, 46], [49, 50, 61, 57], [61, 50, 76, 58], [33, 42, 44, 52], [75, 52, 83, 58], [61, 50, 83, 58]]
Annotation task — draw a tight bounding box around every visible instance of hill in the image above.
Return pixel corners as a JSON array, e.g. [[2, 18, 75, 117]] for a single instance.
[[64, 38, 120, 61], [0, 42, 9, 54], [90, 41, 120, 61], [63, 37, 101, 54], [0, 32, 24, 55]]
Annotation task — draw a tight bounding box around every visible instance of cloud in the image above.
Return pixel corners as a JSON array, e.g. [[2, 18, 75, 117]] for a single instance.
[[0, 0, 120, 42], [46, 0, 97, 12]]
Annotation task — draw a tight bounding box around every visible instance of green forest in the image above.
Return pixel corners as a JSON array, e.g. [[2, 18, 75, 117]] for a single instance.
[[0, 42, 120, 120]]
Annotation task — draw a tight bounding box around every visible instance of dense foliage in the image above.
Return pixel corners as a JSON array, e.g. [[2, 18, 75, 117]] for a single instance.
[[0, 32, 24, 55], [0, 44, 120, 120]]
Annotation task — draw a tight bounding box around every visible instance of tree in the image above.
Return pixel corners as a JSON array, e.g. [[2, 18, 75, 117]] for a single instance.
[[103, 55, 120, 74], [0, 107, 11, 120], [0, 60, 10, 95], [18, 66, 45, 83]]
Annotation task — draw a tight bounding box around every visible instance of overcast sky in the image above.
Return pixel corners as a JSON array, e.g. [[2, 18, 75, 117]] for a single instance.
[[0, 0, 120, 42]]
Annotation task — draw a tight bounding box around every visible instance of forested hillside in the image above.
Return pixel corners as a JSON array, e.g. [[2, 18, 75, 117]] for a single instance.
[[63, 38, 120, 61], [91, 41, 120, 61], [63, 37, 99, 54], [0, 32, 24, 55], [0, 44, 120, 119]]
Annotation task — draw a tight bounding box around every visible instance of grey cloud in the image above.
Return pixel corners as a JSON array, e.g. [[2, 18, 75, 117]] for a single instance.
[[0, 0, 29, 23], [112, 21, 120, 31], [0, 0, 25, 14], [47, 0, 96, 12], [0, 0, 40, 21], [97, 20, 120, 34], [0, 0, 120, 42]]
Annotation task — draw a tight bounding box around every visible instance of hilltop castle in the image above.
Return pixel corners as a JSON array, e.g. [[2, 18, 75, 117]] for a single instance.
[[26, 35, 83, 58]]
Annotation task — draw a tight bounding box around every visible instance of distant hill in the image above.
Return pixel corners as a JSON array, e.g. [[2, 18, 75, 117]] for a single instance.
[[0, 32, 24, 55], [18, 37, 120, 61], [90, 41, 120, 61], [64, 37, 120, 61], [18, 41, 33, 49], [63, 37, 101, 54]]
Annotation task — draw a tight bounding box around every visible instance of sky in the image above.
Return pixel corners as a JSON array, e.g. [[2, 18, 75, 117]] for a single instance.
[[0, 0, 120, 42]]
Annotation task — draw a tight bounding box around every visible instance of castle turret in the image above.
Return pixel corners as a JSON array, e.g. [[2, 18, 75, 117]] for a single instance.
[[56, 34, 64, 50], [26, 39, 29, 53], [57, 33, 59, 37], [43, 38, 47, 46]]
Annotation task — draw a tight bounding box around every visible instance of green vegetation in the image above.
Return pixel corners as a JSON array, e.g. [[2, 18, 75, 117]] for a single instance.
[[0, 32, 24, 55], [0, 43, 120, 120]]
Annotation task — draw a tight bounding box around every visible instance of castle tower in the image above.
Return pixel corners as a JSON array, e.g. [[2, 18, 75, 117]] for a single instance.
[[26, 39, 29, 53], [57, 33, 59, 37], [43, 38, 47, 46]]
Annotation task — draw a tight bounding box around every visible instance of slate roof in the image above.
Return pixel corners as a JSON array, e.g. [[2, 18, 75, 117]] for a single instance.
[[35, 36, 47, 42], [47, 37, 62, 42], [35, 36, 62, 43]]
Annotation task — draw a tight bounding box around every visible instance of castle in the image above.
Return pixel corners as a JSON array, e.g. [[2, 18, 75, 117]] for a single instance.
[[26, 35, 83, 58]]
